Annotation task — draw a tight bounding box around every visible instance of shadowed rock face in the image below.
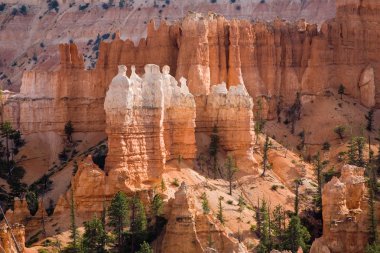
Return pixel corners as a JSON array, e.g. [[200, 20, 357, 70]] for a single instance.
[[310, 164, 374, 253]]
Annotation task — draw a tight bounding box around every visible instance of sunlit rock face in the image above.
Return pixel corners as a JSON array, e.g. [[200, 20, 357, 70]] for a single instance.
[[310, 164, 375, 253], [104, 64, 196, 191]]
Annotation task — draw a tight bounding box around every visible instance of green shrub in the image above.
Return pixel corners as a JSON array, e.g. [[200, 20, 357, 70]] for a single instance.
[[226, 200, 233, 205], [271, 185, 279, 191], [171, 178, 179, 187]]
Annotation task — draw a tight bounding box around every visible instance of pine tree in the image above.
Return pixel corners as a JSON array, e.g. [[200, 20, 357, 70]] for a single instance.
[[338, 84, 345, 99], [347, 136, 366, 167], [201, 192, 210, 214], [151, 193, 163, 218], [261, 135, 272, 177], [209, 125, 220, 178], [294, 179, 303, 216], [130, 196, 148, 253], [136, 241, 153, 253], [130, 196, 147, 233], [313, 153, 325, 214], [108, 191, 129, 252], [284, 215, 311, 253], [272, 204, 286, 249], [225, 155, 238, 195], [68, 189, 79, 252], [217, 196, 225, 224], [256, 200, 272, 252], [82, 215, 108, 252], [365, 108, 375, 132], [64, 121, 74, 142], [288, 92, 302, 134]]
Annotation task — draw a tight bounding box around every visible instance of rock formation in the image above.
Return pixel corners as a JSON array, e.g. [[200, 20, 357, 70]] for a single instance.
[[310, 164, 376, 253], [161, 182, 247, 253], [0, 224, 25, 253], [104, 63, 196, 190], [196, 83, 256, 173], [2, 0, 380, 178]]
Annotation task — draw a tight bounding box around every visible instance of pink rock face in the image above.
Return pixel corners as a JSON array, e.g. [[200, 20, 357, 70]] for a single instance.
[[311, 164, 371, 253], [161, 183, 246, 253]]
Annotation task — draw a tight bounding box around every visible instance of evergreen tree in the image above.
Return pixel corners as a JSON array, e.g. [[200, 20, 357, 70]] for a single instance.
[[217, 196, 225, 224], [347, 136, 366, 167], [82, 215, 108, 252], [284, 215, 311, 253], [365, 108, 375, 132], [261, 135, 272, 177], [225, 155, 238, 195], [256, 200, 272, 252], [136, 241, 153, 253], [201, 192, 210, 214], [68, 189, 79, 252], [288, 92, 302, 134], [130, 196, 147, 233], [64, 121, 74, 142], [338, 84, 345, 99], [272, 205, 286, 249], [151, 193, 163, 218], [129, 195, 148, 253], [294, 179, 303, 216], [254, 98, 267, 143], [108, 191, 129, 252], [313, 153, 325, 214], [368, 183, 377, 245], [25, 191, 38, 216], [209, 125, 220, 178]]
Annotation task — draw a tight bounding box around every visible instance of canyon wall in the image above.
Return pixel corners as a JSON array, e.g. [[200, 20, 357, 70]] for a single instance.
[[1, 0, 379, 186]]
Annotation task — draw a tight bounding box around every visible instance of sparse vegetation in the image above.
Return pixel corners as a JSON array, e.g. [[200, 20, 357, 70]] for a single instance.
[[47, 0, 59, 12], [365, 108, 375, 132], [171, 178, 179, 187], [201, 192, 210, 214], [261, 135, 272, 176], [225, 154, 238, 195], [334, 125, 346, 140], [338, 84, 345, 99], [79, 3, 89, 11]]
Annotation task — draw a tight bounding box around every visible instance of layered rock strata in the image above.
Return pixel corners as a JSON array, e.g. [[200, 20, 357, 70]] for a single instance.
[[3, 0, 380, 175], [196, 83, 256, 173], [104, 64, 196, 190], [160, 182, 247, 253], [310, 164, 378, 253]]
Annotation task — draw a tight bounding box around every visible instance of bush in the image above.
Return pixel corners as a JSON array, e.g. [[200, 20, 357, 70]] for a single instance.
[[271, 185, 279, 191], [0, 3, 5, 12], [11, 8, 18, 15], [101, 3, 109, 9], [226, 200, 233, 205], [171, 178, 179, 187], [79, 3, 89, 11], [322, 142, 330, 151], [210, 0, 217, 3], [101, 33, 110, 40], [19, 5, 27, 15], [47, 0, 59, 12]]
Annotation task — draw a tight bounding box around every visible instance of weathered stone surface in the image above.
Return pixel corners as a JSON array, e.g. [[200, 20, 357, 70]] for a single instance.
[[104, 64, 196, 190], [161, 182, 246, 253], [310, 165, 372, 253], [358, 65, 376, 108], [0, 224, 25, 253]]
